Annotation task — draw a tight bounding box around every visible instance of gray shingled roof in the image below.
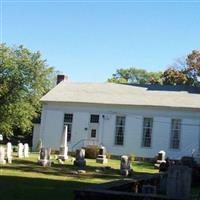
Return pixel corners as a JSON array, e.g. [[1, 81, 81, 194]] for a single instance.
[[41, 81, 200, 109]]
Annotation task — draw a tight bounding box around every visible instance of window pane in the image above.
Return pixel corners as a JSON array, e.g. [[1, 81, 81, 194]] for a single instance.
[[64, 114, 73, 123], [142, 118, 153, 147], [170, 119, 181, 149], [91, 129, 96, 138], [90, 115, 99, 123], [115, 116, 125, 145]]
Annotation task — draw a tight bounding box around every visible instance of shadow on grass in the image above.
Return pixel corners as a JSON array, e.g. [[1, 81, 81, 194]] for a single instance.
[[0, 175, 93, 200], [1, 159, 121, 180]]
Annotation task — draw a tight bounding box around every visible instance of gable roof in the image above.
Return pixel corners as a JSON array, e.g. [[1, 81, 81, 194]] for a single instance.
[[41, 81, 200, 109]]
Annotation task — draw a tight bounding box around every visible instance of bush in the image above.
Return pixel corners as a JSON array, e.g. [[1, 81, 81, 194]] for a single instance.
[[106, 152, 111, 159], [84, 145, 99, 159], [128, 153, 136, 162]]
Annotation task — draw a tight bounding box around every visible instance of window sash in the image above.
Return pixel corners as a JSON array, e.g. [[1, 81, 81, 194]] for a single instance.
[[115, 116, 125, 145], [170, 119, 181, 149], [90, 114, 99, 123], [142, 118, 153, 147]]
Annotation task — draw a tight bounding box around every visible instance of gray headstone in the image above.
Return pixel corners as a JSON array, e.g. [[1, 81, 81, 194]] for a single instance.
[[120, 155, 132, 176], [74, 148, 86, 168], [166, 165, 191, 200], [38, 147, 51, 167]]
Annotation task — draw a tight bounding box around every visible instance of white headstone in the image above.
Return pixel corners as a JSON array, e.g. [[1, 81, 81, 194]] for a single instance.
[[24, 143, 29, 158], [158, 150, 166, 161], [0, 146, 6, 164], [96, 145, 108, 164], [18, 143, 24, 158], [6, 142, 12, 163], [0, 134, 3, 141], [120, 155, 132, 176], [58, 125, 68, 160]]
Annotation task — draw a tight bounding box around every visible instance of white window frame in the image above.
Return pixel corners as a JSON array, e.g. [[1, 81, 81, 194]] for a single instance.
[[114, 116, 126, 146], [142, 117, 153, 148], [170, 119, 181, 150]]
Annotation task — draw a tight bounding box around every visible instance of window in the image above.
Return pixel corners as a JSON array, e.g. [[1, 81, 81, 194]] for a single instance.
[[91, 129, 96, 138], [64, 113, 73, 142], [115, 116, 126, 145], [170, 119, 181, 149], [90, 114, 99, 123], [142, 118, 153, 147]]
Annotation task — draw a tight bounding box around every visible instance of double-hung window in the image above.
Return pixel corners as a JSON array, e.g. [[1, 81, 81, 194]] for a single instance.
[[142, 118, 153, 147], [115, 116, 126, 145], [170, 119, 181, 149]]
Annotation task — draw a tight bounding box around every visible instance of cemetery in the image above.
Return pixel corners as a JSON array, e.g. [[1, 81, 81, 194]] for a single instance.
[[0, 138, 200, 200]]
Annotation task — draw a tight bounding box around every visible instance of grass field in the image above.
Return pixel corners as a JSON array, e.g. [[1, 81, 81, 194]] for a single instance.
[[0, 153, 199, 200]]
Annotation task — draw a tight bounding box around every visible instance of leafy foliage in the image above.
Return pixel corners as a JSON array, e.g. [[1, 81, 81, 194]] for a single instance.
[[162, 50, 200, 86], [0, 44, 54, 136], [108, 67, 162, 84]]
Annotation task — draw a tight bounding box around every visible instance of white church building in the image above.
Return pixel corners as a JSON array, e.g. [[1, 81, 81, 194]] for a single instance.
[[33, 75, 200, 159]]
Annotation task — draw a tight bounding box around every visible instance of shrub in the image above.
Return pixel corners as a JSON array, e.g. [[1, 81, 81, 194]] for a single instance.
[[84, 145, 99, 159], [106, 152, 111, 159], [128, 153, 136, 162]]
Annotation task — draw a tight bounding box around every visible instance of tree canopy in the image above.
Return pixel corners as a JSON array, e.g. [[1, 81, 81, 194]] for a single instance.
[[108, 68, 162, 84], [162, 50, 200, 86], [0, 44, 54, 136], [108, 50, 200, 86]]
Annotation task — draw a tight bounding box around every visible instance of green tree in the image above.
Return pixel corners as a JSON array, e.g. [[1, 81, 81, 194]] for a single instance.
[[0, 44, 54, 136], [108, 67, 162, 84]]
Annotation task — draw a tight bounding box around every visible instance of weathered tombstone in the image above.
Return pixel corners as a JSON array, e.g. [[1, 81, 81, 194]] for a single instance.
[[166, 165, 191, 200], [24, 143, 29, 158], [58, 125, 68, 160], [38, 147, 51, 167], [96, 145, 108, 164], [74, 148, 86, 168], [120, 155, 132, 176], [0, 146, 6, 164], [154, 150, 166, 169], [18, 143, 24, 158], [6, 142, 12, 164]]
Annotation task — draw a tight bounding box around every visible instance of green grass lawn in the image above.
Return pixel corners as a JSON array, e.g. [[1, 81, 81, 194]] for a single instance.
[[0, 153, 157, 200], [0, 153, 199, 200]]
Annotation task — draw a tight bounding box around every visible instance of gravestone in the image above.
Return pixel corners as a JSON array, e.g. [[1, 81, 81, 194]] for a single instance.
[[166, 165, 191, 200], [0, 146, 6, 164], [96, 146, 108, 164], [24, 143, 29, 158], [154, 150, 166, 169], [18, 143, 24, 158], [6, 142, 12, 164], [74, 148, 86, 168], [38, 147, 51, 167], [58, 125, 68, 160], [120, 155, 132, 176]]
